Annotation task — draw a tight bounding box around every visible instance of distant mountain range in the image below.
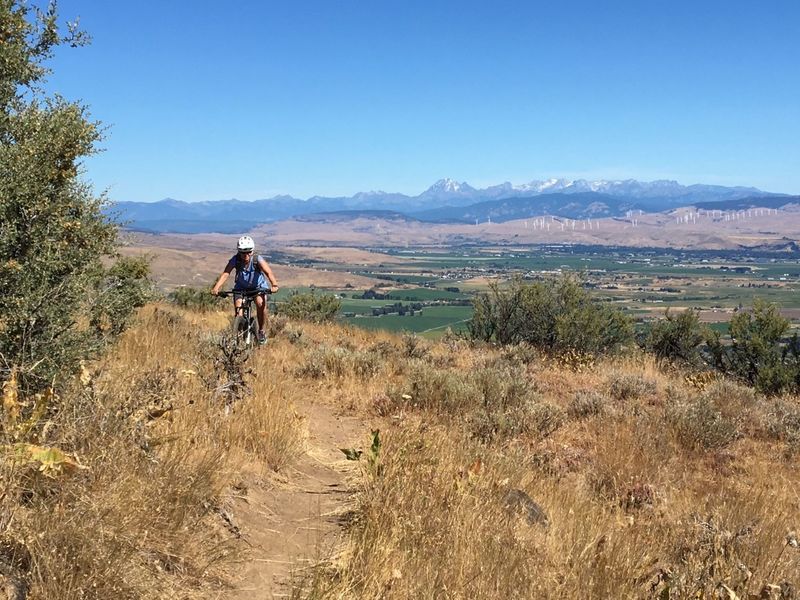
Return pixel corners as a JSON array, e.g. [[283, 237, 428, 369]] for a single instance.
[[412, 192, 633, 223], [113, 178, 792, 233]]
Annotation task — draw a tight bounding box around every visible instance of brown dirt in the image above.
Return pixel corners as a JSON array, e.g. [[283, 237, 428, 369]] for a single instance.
[[118, 245, 378, 290], [225, 398, 367, 598], [282, 246, 408, 266], [122, 207, 800, 255], [244, 210, 800, 250]]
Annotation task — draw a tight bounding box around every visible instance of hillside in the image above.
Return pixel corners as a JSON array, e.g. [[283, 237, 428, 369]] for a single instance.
[[695, 195, 800, 212], [246, 207, 800, 251], [4, 3, 800, 599], [230, 309, 800, 598], [4, 301, 798, 598]]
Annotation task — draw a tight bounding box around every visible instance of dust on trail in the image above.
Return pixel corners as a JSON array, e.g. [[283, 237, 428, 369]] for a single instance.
[[225, 398, 365, 599]]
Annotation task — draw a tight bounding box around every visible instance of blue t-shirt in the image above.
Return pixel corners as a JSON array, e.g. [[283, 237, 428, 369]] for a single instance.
[[227, 254, 269, 291]]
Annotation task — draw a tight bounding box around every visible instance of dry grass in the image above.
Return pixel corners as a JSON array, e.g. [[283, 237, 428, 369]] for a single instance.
[[0, 304, 304, 598], [3, 307, 800, 598], [291, 331, 800, 599]]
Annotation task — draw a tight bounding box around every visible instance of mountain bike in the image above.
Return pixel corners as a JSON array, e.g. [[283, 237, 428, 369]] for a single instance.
[[218, 289, 271, 347]]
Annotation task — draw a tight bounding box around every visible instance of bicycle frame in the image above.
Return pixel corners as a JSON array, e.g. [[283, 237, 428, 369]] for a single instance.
[[218, 289, 270, 347]]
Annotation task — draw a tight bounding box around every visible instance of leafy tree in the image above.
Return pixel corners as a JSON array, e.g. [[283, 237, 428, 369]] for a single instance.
[[90, 255, 155, 336], [645, 308, 707, 366], [0, 1, 147, 393], [705, 300, 799, 395], [469, 275, 633, 355]]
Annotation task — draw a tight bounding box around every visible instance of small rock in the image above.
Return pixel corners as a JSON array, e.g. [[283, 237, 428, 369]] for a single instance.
[[502, 488, 549, 527]]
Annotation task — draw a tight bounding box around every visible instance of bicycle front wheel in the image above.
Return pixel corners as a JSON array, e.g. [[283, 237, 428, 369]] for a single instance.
[[232, 316, 250, 345], [249, 317, 258, 340]]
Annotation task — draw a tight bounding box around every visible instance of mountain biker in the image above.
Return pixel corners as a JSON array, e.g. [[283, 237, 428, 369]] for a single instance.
[[211, 236, 280, 345]]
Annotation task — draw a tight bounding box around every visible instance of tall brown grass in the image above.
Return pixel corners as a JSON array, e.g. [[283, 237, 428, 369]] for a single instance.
[[296, 336, 800, 598], [4, 307, 800, 598], [1, 304, 303, 598]]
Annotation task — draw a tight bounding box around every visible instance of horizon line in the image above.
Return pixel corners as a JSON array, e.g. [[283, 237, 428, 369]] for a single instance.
[[121, 176, 784, 204]]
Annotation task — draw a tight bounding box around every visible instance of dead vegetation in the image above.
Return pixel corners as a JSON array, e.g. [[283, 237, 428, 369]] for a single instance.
[[0, 305, 303, 598], [284, 328, 800, 599], [2, 306, 799, 598]]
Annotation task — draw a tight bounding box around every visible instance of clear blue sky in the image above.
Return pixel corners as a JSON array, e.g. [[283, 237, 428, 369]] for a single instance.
[[47, 0, 800, 202]]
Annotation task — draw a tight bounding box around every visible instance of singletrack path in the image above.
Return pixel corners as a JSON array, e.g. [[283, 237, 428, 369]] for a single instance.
[[227, 399, 364, 599]]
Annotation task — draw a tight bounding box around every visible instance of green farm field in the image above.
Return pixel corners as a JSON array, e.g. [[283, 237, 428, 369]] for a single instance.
[[342, 305, 472, 337], [270, 245, 800, 337]]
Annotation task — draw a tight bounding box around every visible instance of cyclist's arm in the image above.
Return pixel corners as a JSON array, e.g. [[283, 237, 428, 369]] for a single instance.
[[211, 263, 235, 295], [258, 256, 279, 292]]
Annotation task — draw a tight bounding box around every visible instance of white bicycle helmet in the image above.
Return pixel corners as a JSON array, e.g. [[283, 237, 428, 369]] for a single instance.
[[237, 235, 255, 252]]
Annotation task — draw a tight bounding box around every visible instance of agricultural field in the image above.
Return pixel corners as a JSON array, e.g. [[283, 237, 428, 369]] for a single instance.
[[139, 238, 800, 337], [270, 244, 800, 337], [342, 305, 472, 336]]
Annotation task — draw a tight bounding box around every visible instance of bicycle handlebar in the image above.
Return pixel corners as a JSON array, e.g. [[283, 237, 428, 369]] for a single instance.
[[216, 289, 273, 298]]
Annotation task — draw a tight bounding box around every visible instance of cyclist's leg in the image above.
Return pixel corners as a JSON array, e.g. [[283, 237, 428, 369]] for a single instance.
[[255, 293, 266, 332], [233, 292, 244, 316]]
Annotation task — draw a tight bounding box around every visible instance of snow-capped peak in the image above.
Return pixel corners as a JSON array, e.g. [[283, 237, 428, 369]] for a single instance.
[[413, 176, 771, 206], [541, 178, 566, 190], [419, 178, 478, 199], [512, 178, 577, 193], [429, 178, 471, 192]]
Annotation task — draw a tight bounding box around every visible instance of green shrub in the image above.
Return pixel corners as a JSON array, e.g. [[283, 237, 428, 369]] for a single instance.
[[524, 401, 565, 438], [473, 365, 534, 409], [90, 256, 155, 337], [169, 286, 224, 312], [277, 291, 341, 323], [284, 325, 306, 345], [764, 400, 800, 443], [352, 351, 383, 379], [470, 399, 564, 442], [0, 8, 142, 394], [705, 300, 800, 395], [645, 308, 707, 366], [297, 347, 347, 379], [267, 314, 288, 338], [396, 361, 480, 413], [469, 275, 633, 355], [401, 332, 429, 359], [500, 342, 540, 367], [702, 379, 756, 408], [368, 340, 397, 359]]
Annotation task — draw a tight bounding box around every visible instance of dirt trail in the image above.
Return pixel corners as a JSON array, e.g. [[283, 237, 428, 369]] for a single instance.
[[226, 399, 365, 599]]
